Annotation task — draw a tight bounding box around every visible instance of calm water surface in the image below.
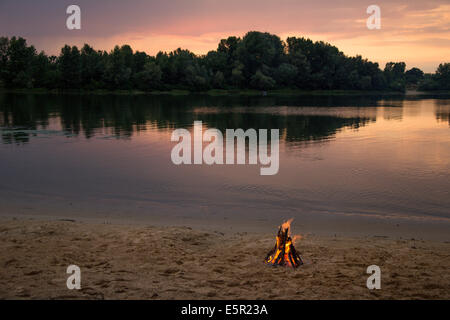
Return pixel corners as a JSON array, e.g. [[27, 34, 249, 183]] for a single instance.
[[0, 93, 449, 235]]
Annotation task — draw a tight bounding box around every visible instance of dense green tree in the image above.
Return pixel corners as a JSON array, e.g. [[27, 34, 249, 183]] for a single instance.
[[212, 71, 225, 88], [80, 44, 105, 89], [3, 37, 37, 88], [435, 63, 450, 89], [133, 61, 162, 91], [418, 74, 438, 91], [384, 62, 406, 91], [132, 51, 149, 74], [32, 51, 55, 88], [237, 32, 284, 81], [405, 67, 424, 85], [0, 37, 8, 87], [274, 63, 298, 87], [160, 48, 198, 88], [58, 45, 81, 88], [0, 33, 447, 92], [231, 63, 245, 88], [286, 37, 311, 87], [217, 36, 241, 84], [250, 70, 276, 90], [104, 45, 134, 89]]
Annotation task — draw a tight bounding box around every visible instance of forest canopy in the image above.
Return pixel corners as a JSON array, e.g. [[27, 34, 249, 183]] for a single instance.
[[0, 32, 448, 92]]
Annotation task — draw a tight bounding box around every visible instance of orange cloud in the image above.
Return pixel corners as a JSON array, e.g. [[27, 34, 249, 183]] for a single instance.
[[2, 0, 448, 72]]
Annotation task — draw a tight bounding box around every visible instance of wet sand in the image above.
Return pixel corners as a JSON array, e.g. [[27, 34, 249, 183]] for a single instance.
[[0, 218, 448, 300]]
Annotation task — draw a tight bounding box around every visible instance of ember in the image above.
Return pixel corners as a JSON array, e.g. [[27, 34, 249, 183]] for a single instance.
[[264, 219, 303, 268]]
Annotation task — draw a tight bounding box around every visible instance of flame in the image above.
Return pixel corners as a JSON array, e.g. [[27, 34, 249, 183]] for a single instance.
[[281, 218, 294, 232], [264, 219, 304, 268], [292, 234, 302, 244]]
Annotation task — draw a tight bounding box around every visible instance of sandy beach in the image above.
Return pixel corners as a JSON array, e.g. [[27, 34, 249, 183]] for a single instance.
[[0, 218, 448, 300]]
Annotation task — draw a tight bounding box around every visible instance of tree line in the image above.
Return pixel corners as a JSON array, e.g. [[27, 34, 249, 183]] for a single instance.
[[0, 32, 448, 92]]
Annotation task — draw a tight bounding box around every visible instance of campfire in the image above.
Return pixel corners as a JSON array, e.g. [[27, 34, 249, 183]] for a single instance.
[[264, 219, 303, 268]]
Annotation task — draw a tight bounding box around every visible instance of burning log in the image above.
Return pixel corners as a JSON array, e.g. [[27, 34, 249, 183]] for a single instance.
[[264, 219, 303, 268]]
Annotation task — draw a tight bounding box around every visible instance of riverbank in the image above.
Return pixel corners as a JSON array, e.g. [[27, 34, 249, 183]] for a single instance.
[[0, 218, 448, 299], [3, 87, 449, 97]]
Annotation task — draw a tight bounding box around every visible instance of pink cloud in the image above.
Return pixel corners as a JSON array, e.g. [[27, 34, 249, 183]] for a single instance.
[[1, 0, 448, 72]]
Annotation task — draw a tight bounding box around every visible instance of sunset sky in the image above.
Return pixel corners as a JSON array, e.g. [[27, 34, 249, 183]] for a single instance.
[[1, 0, 449, 72]]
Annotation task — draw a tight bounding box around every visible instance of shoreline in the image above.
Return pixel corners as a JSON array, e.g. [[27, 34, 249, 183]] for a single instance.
[[1, 206, 449, 242], [2, 88, 450, 97], [0, 218, 448, 299]]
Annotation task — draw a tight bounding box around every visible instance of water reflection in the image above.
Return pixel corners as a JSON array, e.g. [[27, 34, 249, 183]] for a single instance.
[[0, 92, 449, 233], [435, 99, 450, 126], [1, 93, 449, 147], [0, 93, 404, 145]]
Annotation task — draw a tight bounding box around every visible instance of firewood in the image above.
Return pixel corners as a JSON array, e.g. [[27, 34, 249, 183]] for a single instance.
[[264, 220, 303, 268]]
